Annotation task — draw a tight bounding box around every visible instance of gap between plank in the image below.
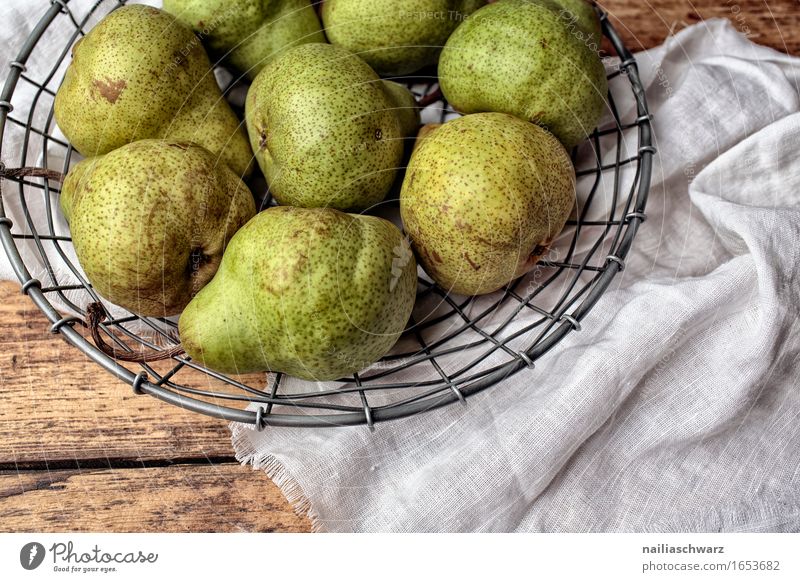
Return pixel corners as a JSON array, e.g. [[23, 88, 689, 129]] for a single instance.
[[0, 455, 238, 472]]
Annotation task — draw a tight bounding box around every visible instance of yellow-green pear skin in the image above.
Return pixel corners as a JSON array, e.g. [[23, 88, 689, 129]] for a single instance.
[[163, 0, 325, 79], [245, 43, 405, 211], [438, 0, 607, 149], [322, 0, 487, 76], [548, 0, 602, 45], [400, 113, 575, 296], [54, 5, 253, 177], [382, 80, 421, 141], [60, 140, 256, 317], [178, 207, 418, 381]]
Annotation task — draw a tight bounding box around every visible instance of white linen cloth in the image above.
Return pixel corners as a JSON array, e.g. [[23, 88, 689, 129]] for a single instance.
[[1, 2, 798, 532]]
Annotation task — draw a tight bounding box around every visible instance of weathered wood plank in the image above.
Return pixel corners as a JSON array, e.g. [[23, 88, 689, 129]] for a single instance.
[[0, 283, 308, 531], [0, 464, 311, 532], [0, 281, 263, 466], [600, 0, 799, 55]]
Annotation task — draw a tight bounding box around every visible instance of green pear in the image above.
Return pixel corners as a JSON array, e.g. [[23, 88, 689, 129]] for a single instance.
[[322, 0, 487, 76], [548, 0, 602, 46], [554, 0, 603, 42], [400, 112, 575, 296], [61, 140, 256, 317], [54, 5, 253, 177], [382, 81, 421, 142], [178, 206, 417, 380], [438, 0, 607, 149], [245, 43, 406, 211], [163, 0, 326, 79], [381, 81, 422, 199]]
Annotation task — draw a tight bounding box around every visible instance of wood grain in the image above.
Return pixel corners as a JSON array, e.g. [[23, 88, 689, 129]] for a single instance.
[[0, 281, 313, 532], [0, 282, 238, 467], [599, 0, 799, 55], [0, 464, 310, 532]]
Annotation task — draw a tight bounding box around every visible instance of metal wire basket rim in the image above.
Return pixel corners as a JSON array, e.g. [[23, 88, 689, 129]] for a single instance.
[[0, 3, 653, 429]]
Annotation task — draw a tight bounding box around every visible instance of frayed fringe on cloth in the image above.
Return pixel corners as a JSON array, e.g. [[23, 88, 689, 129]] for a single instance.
[[230, 421, 325, 533]]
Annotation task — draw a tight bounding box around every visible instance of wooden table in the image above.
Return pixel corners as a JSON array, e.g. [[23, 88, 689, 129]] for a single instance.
[[1, 0, 796, 533]]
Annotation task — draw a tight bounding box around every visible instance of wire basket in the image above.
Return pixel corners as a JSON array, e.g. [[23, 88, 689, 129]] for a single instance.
[[0, 0, 653, 429]]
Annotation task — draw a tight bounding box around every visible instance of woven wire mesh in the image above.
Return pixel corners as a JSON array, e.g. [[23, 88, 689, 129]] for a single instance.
[[0, 0, 653, 429]]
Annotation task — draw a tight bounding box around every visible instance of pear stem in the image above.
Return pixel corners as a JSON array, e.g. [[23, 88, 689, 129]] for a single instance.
[[86, 302, 185, 363]]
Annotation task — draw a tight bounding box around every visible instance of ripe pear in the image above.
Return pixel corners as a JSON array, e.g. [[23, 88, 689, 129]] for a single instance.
[[438, 0, 607, 149], [54, 5, 253, 177], [382, 81, 421, 141], [400, 113, 575, 296], [178, 206, 417, 381], [552, 0, 602, 45], [61, 140, 256, 317], [322, 0, 487, 76], [163, 0, 325, 79], [245, 43, 408, 211]]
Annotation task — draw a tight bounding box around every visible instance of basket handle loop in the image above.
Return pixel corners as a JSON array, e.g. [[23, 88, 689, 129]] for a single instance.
[[86, 302, 185, 363]]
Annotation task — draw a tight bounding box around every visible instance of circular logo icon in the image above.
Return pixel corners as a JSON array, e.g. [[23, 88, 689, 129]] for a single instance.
[[20, 542, 46, 570]]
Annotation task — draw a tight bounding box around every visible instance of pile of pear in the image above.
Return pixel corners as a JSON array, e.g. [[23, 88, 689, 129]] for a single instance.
[[53, 0, 606, 382]]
